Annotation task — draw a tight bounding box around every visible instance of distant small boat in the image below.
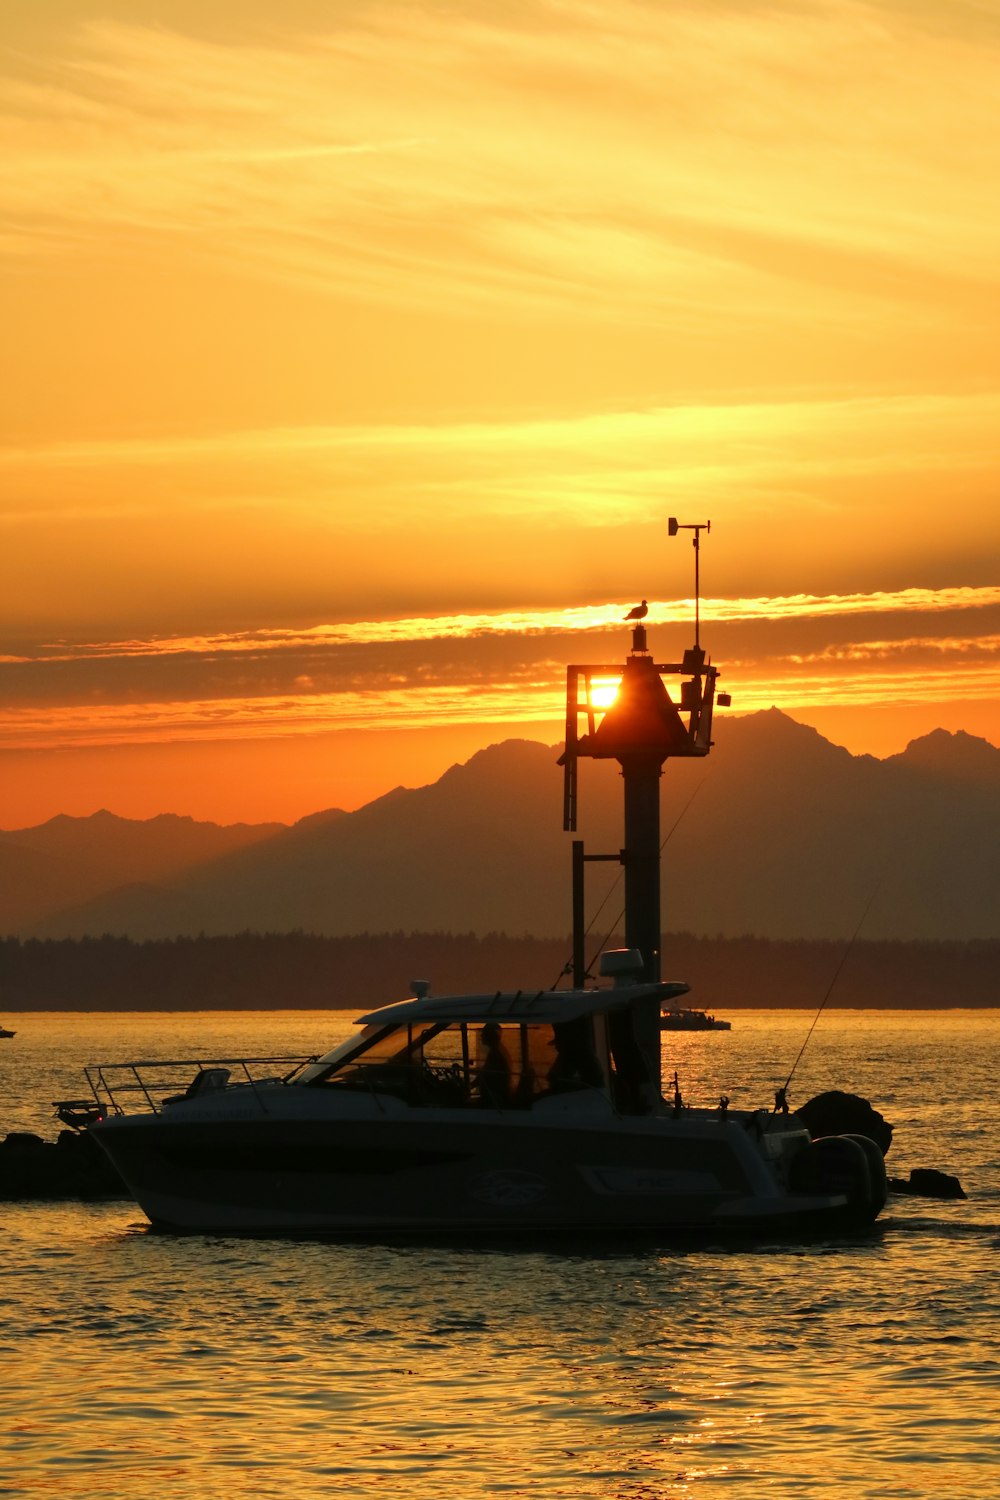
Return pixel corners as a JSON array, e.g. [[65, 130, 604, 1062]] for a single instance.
[[660, 1008, 730, 1032], [0, 1025, 15, 1039]]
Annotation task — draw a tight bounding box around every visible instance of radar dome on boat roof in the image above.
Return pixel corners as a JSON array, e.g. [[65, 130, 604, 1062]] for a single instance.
[[599, 949, 645, 984]]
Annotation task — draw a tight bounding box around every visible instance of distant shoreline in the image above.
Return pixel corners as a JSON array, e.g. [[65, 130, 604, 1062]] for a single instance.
[[2, 930, 998, 1012]]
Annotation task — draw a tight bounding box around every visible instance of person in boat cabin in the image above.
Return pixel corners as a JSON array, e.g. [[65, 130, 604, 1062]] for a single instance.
[[607, 1013, 648, 1114], [547, 1019, 604, 1092], [475, 1022, 513, 1106]]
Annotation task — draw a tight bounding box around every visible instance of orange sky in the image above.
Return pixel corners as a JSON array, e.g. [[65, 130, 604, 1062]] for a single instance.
[[2, 1, 998, 827]]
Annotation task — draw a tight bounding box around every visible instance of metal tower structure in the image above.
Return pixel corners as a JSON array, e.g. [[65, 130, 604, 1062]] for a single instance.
[[559, 519, 730, 988]]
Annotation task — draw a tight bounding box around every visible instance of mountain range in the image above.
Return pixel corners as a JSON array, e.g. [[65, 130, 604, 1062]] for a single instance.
[[2, 712, 998, 942]]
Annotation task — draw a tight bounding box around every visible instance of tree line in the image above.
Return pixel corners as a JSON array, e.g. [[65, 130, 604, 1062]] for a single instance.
[[1, 931, 997, 1010]]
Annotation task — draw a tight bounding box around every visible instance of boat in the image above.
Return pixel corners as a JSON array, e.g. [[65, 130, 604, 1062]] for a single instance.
[[0, 1025, 14, 1039], [82, 948, 883, 1235], [660, 1007, 731, 1031], [81, 526, 887, 1237]]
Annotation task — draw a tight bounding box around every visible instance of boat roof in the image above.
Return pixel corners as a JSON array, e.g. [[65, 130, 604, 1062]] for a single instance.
[[358, 979, 690, 1028]]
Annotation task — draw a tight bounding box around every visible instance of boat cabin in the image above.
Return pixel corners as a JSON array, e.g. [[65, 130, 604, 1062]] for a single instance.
[[295, 979, 687, 1115]]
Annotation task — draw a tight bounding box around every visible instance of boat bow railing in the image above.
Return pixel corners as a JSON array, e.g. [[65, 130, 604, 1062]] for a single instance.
[[67, 1054, 316, 1123]]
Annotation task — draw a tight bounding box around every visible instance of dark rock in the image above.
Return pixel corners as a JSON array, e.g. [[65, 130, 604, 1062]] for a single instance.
[[888, 1168, 967, 1200], [795, 1091, 893, 1156], [1, 1131, 46, 1151], [0, 1129, 129, 1200]]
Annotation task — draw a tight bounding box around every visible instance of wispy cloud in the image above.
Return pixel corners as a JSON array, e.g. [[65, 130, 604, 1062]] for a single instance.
[[0, 684, 562, 750], [6, 391, 1000, 468], [781, 632, 1000, 667], [3, 2, 999, 323], [13, 586, 999, 663], [3, 394, 1000, 539], [2, 654, 998, 751]]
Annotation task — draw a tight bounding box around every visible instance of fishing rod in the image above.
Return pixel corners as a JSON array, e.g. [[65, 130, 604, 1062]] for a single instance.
[[774, 884, 880, 1111]]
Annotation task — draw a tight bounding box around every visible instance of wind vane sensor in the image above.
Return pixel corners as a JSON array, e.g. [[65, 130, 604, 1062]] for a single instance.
[[668, 516, 709, 648]]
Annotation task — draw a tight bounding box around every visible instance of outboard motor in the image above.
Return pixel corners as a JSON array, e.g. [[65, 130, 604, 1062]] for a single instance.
[[844, 1133, 888, 1216], [789, 1134, 884, 1221]]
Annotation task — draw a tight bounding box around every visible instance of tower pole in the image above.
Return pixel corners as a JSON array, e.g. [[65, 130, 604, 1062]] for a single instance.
[[622, 756, 662, 984]]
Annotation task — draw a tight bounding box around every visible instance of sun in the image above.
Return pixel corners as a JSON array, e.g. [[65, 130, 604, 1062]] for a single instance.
[[588, 677, 622, 711]]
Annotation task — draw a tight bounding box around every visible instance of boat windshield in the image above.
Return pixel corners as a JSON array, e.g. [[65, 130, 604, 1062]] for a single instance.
[[296, 1025, 387, 1083], [294, 1013, 647, 1111]]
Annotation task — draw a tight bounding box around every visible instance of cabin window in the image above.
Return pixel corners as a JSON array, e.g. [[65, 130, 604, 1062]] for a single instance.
[[471, 1020, 609, 1107], [411, 1023, 470, 1105], [301, 1015, 614, 1109]]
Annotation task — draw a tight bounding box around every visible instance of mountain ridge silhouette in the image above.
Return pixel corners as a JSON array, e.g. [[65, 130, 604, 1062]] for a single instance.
[[4, 712, 997, 943]]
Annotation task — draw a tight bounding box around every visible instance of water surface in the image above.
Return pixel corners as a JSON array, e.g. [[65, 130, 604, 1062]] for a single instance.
[[2, 1009, 997, 1498]]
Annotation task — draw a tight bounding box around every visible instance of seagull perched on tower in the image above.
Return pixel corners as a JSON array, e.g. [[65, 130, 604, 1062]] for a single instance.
[[624, 599, 648, 621]]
